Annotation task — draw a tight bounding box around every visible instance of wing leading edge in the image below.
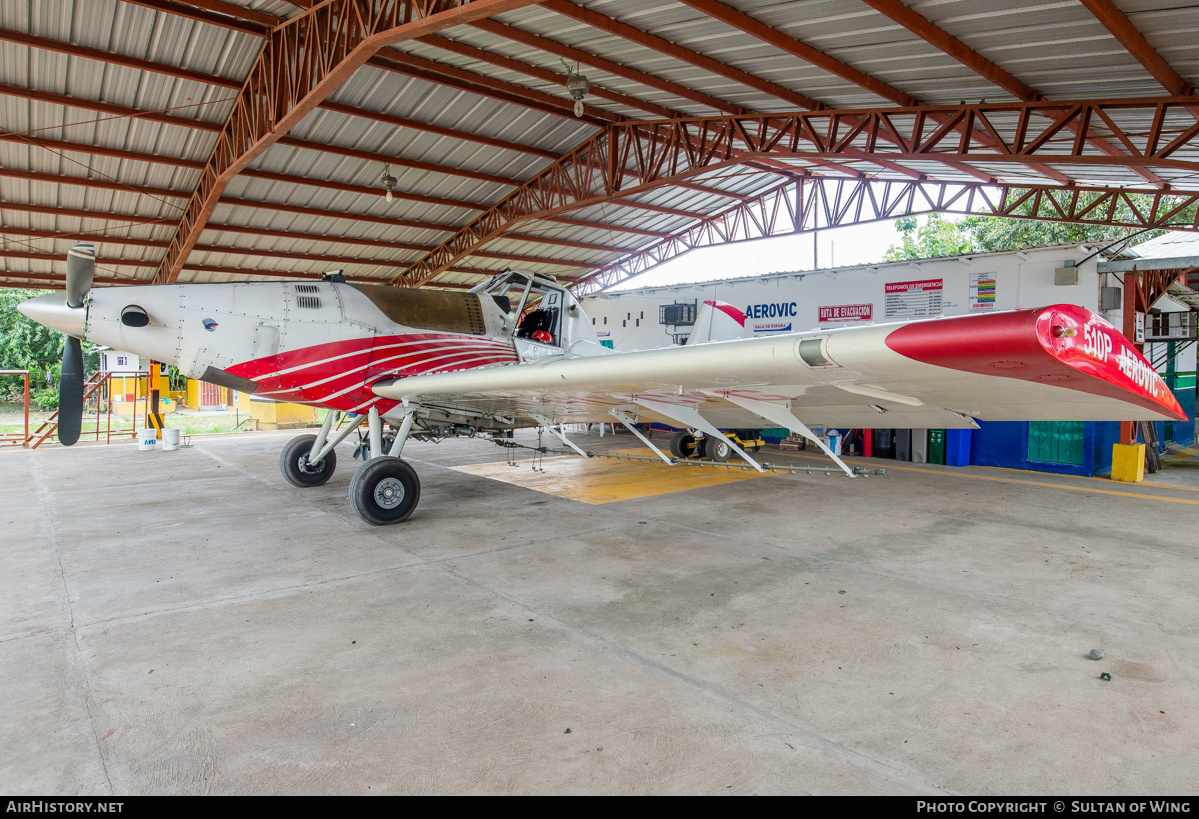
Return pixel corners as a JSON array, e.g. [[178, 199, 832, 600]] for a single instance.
[[371, 305, 1184, 430]]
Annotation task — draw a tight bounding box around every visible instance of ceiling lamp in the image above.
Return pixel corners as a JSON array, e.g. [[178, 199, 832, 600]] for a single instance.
[[380, 164, 397, 203], [561, 58, 590, 117]]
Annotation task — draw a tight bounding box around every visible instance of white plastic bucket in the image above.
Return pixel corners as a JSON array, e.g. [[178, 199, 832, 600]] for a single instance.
[[162, 428, 180, 451], [827, 432, 842, 456], [138, 427, 158, 450]]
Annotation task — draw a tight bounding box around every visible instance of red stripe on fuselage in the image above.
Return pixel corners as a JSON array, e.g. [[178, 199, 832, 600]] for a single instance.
[[885, 305, 1185, 420], [225, 333, 518, 412]]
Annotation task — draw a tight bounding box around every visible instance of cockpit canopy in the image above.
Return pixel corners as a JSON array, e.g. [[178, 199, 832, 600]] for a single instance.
[[469, 268, 601, 355], [471, 269, 565, 342]]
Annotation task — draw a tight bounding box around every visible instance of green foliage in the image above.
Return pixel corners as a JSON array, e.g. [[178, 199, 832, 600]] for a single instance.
[[883, 215, 976, 261], [31, 386, 59, 411], [0, 289, 99, 397], [882, 190, 1182, 261], [0, 289, 62, 393]]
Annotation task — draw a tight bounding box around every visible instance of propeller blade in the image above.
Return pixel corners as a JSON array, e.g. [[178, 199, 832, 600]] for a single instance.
[[58, 336, 84, 446], [65, 242, 95, 309]]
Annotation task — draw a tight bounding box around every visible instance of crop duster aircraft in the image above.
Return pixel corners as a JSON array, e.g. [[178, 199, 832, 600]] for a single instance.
[[20, 242, 1185, 525]]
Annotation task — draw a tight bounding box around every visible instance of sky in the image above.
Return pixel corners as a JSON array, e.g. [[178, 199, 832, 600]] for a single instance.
[[607, 217, 908, 291]]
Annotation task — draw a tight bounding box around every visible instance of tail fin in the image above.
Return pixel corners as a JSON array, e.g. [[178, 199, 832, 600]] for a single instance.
[[685, 300, 747, 345]]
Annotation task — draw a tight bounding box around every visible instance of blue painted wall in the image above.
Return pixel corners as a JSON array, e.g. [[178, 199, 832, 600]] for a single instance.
[[964, 385, 1193, 476]]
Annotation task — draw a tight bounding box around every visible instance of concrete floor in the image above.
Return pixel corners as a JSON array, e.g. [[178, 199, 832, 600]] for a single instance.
[[3, 429, 1198, 795]]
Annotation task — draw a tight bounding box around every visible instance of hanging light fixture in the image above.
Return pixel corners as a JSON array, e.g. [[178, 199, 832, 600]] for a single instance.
[[561, 58, 589, 117], [380, 164, 397, 203]]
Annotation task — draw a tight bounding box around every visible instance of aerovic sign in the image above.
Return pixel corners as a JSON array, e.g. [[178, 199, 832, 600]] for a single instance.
[[746, 301, 797, 334]]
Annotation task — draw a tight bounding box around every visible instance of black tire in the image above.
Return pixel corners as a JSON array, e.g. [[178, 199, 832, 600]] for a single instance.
[[280, 434, 337, 487], [669, 431, 697, 459], [704, 435, 731, 462], [348, 456, 421, 525]]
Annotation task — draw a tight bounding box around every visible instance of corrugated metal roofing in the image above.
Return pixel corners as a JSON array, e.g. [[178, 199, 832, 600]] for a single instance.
[[1, 0, 1197, 291]]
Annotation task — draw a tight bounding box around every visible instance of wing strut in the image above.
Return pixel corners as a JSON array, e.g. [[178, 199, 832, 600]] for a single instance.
[[609, 408, 674, 465], [632, 397, 766, 472], [531, 414, 591, 458], [714, 393, 856, 478]]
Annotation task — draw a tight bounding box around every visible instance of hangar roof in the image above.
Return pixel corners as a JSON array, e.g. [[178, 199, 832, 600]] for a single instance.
[[1, 0, 1198, 292]]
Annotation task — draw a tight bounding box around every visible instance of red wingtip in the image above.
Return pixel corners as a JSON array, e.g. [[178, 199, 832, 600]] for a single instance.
[[885, 305, 1186, 421]]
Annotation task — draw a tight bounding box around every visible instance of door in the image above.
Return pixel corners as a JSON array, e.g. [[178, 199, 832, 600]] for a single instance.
[[1027, 421, 1085, 466]]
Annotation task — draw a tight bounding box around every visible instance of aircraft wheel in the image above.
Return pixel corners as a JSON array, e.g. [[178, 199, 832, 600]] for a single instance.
[[669, 431, 697, 459], [349, 456, 421, 526], [704, 435, 731, 462], [280, 434, 337, 487]]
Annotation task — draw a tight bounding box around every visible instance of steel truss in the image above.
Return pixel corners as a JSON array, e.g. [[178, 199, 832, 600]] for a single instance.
[[573, 177, 1199, 294], [398, 98, 1199, 288], [152, 0, 541, 286]]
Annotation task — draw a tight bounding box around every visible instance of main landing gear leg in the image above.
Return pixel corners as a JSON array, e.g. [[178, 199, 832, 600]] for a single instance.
[[349, 406, 422, 525]]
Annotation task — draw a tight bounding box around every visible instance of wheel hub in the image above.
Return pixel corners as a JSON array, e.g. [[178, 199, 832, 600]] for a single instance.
[[299, 456, 323, 474], [374, 477, 405, 509]]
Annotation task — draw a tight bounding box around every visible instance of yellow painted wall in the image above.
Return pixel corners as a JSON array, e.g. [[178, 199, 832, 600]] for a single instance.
[[240, 392, 320, 429], [111, 399, 177, 417]]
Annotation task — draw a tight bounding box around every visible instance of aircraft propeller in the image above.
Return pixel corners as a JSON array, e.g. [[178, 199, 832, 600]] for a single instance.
[[53, 243, 95, 446]]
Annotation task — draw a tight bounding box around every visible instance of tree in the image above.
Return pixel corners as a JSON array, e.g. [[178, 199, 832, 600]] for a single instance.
[[883, 214, 975, 261], [883, 195, 1172, 261], [0, 289, 100, 400], [0, 289, 63, 395]]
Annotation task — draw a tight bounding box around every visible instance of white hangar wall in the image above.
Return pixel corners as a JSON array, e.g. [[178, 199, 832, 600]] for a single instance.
[[577, 243, 1196, 477], [579, 244, 1108, 351]]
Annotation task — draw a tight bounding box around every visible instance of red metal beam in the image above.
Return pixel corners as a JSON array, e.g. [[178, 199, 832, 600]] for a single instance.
[[417, 33, 680, 119], [1077, 0, 1191, 96], [675, 0, 914, 107], [316, 100, 558, 160], [857, 0, 1038, 102], [6, 125, 527, 191], [365, 48, 613, 123], [485, 5, 1064, 185], [574, 176, 1199, 293], [540, 0, 822, 110], [0, 184, 656, 244], [152, 0, 546, 284], [469, 18, 745, 116], [0, 195, 635, 255], [2, 134, 495, 212], [120, 0, 280, 30], [274, 136, 522, 187], [0, 82, 560, 161], [117, 0, 273, 35], [0, 27, 243, 90], [2, 217, 614, 273], [398, 100, 1199, 285], [858, 0, 1169, 188]]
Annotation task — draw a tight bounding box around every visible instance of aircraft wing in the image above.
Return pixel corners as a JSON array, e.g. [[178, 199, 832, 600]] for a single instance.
[[371, 305, 1185, 432]]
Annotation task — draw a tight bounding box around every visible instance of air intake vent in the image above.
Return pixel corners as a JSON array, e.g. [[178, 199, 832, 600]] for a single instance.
[[295, 284, 319, 294], [296, 296, 322, 310], [797, 337, 836, 368]]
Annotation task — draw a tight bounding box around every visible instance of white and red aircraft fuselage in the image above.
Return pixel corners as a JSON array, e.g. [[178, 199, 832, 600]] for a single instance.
[[20, 248, 1184, 525]]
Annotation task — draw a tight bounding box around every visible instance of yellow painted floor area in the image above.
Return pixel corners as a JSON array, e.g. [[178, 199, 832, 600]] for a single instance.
[[451, 447, 775, 504]]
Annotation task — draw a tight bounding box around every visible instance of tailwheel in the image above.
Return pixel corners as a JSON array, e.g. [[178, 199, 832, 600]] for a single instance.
[[703, 435, 731, 462], [280, 434, 337, 487], [349, 456, 421, 525], [669, 431, 698, 459]]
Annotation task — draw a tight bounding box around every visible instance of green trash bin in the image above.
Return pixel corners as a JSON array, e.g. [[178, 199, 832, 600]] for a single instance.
[[927, 429, 946, 465]]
